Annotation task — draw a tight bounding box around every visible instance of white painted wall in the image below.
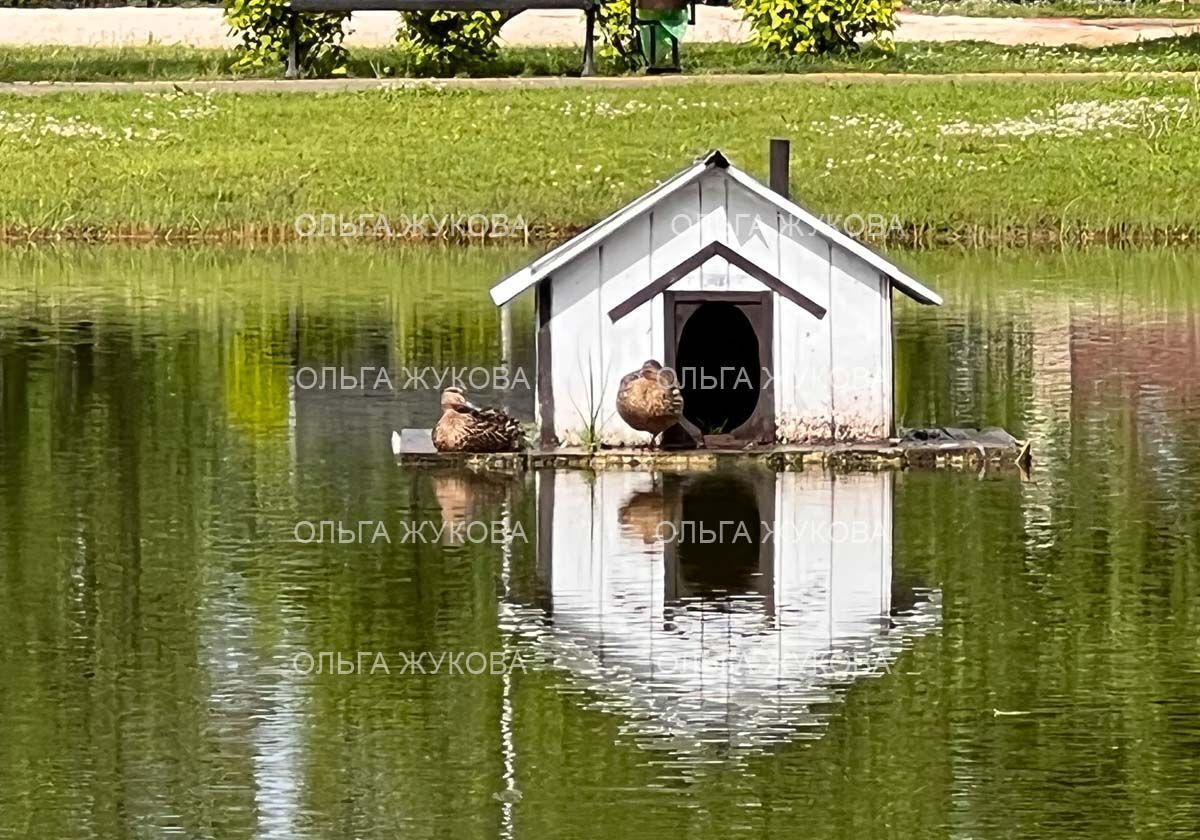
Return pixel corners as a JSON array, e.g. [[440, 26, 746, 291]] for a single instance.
[[544, 168, 894, 445]]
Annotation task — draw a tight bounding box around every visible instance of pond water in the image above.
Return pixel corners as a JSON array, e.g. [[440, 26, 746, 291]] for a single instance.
[[1, 245, 1198, 839]]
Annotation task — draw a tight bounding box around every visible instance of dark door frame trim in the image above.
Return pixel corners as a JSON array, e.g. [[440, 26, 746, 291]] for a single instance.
[[665, 290, 775, 444], [607, 240, 826, 323], [536, 277, 556, 448]]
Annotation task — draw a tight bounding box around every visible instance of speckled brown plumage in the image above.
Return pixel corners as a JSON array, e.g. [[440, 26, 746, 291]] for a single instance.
[[616, 359, 684, 444], [432, 387, 525, 453]]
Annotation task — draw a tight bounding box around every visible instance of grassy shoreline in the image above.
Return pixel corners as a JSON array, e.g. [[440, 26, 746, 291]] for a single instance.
[[3, 223, 1196, 247], [907, 0, 1200, 17], [2, 77, 1198, 246], [6, 37, 1200, 82]]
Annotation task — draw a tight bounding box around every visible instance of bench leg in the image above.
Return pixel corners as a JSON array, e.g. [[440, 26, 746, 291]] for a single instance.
[[582, 5, 596, 77], [286, 13, 299, 79]]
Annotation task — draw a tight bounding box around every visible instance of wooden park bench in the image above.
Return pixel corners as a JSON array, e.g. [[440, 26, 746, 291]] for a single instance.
[[284, 0, 601, 78]]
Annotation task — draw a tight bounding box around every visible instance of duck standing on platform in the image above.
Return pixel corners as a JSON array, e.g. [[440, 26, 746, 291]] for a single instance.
[[432, 387, 525, 453], [616, 360, 684, 447]]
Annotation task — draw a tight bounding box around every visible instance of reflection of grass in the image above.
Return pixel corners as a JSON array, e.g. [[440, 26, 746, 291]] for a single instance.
[[9, 36, 1200, 81], [0, 243, 536, 368], [4, 77, 1200, 243]]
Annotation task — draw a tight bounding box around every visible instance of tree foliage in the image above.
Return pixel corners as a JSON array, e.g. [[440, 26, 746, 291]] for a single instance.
[[397, 10, 509, 72], [597, 0, 640, 71]]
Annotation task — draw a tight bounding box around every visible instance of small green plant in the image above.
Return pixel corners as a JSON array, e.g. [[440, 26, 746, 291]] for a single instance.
[[224, 0, 348, 74], [734, 0, 900, 55], [397, 10, 509, 73], [571, 357, 611, 453], [578, 422, 603, 453]]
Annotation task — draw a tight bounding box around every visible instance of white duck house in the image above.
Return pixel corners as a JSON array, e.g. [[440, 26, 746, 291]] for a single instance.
[[490, 147, 943, 447]]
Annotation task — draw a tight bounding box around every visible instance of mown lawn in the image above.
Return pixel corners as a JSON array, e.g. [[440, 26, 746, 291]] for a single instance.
[[5, 36, 1200, 81], [0, 77, 1197, 242]]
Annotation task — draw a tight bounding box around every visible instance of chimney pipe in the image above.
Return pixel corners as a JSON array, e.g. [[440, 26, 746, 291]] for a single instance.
[[769, 138, 790, 200]]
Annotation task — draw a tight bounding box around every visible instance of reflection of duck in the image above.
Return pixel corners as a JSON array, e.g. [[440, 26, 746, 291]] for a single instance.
[[619, 489, 669, 545], [433, 387, 524, 452], [616, 360, 683, 446], [431, 471, 514, 544], [617, 475, 682, 546]]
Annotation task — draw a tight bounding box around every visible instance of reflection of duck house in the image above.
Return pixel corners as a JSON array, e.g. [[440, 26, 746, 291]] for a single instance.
[[490, 146, 943, 447], [512, 469, 940, 758]]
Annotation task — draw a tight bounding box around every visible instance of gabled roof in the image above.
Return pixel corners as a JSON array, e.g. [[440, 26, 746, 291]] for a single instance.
[[488, 149, 942, 308]]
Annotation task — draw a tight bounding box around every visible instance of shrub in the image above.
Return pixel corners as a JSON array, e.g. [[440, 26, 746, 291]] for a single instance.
[[597, 0, 640, 71], [397, 4, 640, 75], [397, 10, 509, 73], [224, 0, 349, 74], [734, 0, 899, 55]]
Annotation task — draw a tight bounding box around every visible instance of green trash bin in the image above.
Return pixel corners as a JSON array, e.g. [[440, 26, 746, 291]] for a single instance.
[[634, 0, 691, 72]]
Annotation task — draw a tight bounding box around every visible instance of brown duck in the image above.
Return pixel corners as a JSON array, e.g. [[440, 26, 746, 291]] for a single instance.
[[432, 387, 525, 453], [616, 359, 683, 446]]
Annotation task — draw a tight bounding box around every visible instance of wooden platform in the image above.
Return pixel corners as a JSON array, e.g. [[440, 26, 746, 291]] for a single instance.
[[392, 430, 1033, 474]]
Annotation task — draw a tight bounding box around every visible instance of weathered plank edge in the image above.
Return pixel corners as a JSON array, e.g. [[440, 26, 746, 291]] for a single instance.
[[394, 440, 1033, 474]]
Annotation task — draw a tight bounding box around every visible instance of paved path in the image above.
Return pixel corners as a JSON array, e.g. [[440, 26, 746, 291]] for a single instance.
[[2, 7, 1200, 49], [2, 70, 1197, 95]]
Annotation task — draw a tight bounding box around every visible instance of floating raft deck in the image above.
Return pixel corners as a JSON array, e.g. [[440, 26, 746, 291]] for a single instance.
[[394, 429, 1032, 474]]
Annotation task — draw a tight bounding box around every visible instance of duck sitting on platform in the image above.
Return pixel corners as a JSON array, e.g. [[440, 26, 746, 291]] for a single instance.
[[432, 387, 525, 453], [616, 360, 684, 447]]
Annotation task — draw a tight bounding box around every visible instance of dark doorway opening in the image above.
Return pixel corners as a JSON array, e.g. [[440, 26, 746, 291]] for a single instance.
[[663, 471, 776, 608], [671, 473, 761, 600], [666, 292, 774, 443], [676, 303, 759, 434]]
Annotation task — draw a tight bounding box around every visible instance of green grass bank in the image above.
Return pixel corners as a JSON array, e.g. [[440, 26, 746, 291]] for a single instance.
[[907, 0, 1200, 18], [1, 77, 1198, 245], [6, 37, 1200, 81]]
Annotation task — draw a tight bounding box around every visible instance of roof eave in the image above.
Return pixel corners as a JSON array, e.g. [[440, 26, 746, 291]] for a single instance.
[[886, 275, 943, 306], [722, 167, 943, 307], [489, 266, 533, 306], [488, 151, 728, 307]]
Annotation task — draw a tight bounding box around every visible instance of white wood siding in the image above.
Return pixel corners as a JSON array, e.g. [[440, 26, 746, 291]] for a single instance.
[[596, 218, 656, 446], [776, 208, 835, 442], [829, 249, 890, 440]]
